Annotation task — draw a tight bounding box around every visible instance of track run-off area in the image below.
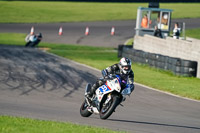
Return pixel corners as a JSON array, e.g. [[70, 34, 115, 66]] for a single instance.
[[0, 19, 200, 133]]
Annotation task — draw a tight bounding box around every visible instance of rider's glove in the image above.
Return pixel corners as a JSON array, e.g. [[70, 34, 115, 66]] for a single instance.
[[101, 69, 108, 78], [122, 84, 134, 96]]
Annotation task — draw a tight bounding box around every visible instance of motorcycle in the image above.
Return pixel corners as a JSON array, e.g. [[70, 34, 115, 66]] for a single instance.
[[80, 74, 132, 120]]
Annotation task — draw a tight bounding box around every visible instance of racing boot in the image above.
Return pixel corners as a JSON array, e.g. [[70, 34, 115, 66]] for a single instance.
[[86, 79, 104, 100], [86, 84, 97, 99], [85, 84, 97, 105]]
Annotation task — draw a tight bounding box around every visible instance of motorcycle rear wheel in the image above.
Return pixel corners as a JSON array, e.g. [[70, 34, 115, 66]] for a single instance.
[[80, 100, 92, 117], [99, 95, 120, 120]]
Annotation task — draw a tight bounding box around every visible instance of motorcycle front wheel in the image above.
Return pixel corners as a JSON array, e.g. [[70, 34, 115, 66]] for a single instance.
[[80, 100, 92, 117], [99, 95, 120, 120]]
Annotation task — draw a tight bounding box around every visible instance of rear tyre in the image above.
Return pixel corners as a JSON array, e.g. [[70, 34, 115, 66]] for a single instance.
[[99, 95, 120, 120], [80, 100, 92, 117]]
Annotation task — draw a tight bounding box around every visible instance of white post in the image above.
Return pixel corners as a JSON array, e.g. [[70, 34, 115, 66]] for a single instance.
[[183, 22, 186, 40], [197, 61, 200, 78]]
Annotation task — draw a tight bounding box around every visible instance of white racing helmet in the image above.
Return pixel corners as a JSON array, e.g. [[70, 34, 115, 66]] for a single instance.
[[119, 57, 132, 75]]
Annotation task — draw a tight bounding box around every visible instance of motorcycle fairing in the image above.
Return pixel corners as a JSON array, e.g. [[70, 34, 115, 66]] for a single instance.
[[96, 78, 121, 102]]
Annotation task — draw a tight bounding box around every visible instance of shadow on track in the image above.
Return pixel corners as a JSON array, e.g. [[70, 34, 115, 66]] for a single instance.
[[108, 118, 200, 130], [0, 45, 97, 97]]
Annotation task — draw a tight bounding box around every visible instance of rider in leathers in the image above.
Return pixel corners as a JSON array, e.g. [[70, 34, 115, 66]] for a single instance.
[[87, 57, 134, 99]]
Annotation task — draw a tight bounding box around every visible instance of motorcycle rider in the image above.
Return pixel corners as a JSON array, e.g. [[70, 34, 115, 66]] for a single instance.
[[25, 33, 42, 47], [87, 57, 134, 100]]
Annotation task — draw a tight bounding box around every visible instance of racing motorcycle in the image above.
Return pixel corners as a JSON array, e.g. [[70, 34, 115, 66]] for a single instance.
[[80, 74, 132, 120]]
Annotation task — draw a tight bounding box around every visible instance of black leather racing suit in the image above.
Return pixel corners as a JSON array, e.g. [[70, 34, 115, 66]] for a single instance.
[[88, 63, 134, 97]]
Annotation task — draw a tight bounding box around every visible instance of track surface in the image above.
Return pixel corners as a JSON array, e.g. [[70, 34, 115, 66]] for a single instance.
[[1, 19, 200, 132], [1, 18, 200, 47], [0, 45, 200, 133]]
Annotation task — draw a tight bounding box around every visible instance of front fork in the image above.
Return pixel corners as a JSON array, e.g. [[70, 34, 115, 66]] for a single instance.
[[104, 93, 112, 105]]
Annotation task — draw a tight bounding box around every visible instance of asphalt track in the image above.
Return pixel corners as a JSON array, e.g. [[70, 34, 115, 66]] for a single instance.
[[0, 45, 200, 133], [0, 19, 200, 133], [1, 18, 200, 47]]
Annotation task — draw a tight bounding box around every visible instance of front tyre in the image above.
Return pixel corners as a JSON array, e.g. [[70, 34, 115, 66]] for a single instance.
[[80, 100, 92, 117], [100, 95, 120, 120]]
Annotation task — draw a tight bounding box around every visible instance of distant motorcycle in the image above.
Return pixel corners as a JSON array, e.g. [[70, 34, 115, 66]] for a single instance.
[[25, 33, 42, 47], [80, 74, 132, 119]]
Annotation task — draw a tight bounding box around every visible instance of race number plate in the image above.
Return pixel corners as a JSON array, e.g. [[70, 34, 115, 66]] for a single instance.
[[99, 85, 110, 93]]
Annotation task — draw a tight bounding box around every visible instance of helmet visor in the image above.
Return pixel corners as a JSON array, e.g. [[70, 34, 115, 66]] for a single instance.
[[122, 65, 131, 71]]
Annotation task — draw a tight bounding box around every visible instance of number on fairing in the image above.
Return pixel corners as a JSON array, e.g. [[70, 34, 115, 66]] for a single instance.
[[99, 85, 110, 93]]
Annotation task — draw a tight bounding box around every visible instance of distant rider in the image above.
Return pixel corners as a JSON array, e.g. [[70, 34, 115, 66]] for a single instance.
[[87, 57, 135, 100], [25, 33, 42, 47]]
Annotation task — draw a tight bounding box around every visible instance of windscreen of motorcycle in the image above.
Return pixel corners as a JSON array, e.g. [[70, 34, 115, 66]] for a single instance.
[[106, 78, 121, 92]]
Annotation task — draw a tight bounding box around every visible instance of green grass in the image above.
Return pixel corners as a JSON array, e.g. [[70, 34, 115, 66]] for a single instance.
[[0, 1, 200, 23], [161, 3, 200, 19], [0, 33, 200, 100], [186, 28, 200, 39], [125, 38, 133, 45], [48, 45, 118, 70], [134, 64, 200, 100], [0, 116, 122, 133], [0, 33, 26, 45]]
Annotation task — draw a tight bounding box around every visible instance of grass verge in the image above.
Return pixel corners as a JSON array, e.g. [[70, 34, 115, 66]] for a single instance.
[[0, 116, 123, 133], [0, 1, 200, 23], [0, 33, 200, 100], [186, 28, 200, 39]]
